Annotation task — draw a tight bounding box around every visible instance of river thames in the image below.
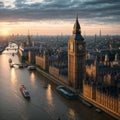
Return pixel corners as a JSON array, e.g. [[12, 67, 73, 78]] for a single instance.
[[0, 43, 116, 120]]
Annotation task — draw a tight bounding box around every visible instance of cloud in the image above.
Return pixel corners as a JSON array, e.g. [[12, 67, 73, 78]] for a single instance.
[[0, 1, 4, 8], [14, 0, 26, 8], [80, 1, 120, 23], [0, 0, 120, 24]]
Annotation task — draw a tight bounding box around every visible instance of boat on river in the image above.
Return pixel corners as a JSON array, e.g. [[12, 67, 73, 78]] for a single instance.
[[27, 65, 36, 70], [12, 53, 14, 56], [18, 64, 24, 68], [19, 85, 30, 99], [96, 108, 102, 113], [56, 85, 78, 100], [8, 58, 12, 63], [82, 99, 93, 108]]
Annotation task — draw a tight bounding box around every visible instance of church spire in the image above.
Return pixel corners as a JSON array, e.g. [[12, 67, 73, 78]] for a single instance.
[[73, 14, 81, 35], [27, 30, 31, 41], [27, 30, 32, 46]]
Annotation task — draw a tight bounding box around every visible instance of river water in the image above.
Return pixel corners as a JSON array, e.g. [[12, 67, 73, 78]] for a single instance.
[[0, 43, 116, 120]]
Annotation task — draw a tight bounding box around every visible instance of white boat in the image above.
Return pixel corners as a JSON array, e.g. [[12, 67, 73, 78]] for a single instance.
[[96, 108, 102, 113], [27, 65, 36, 70], [56, 85, 78, 100], [20, 85, 30, 99]]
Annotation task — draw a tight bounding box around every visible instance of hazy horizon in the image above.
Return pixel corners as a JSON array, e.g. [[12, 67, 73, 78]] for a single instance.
[[0, 0, 120, 36]]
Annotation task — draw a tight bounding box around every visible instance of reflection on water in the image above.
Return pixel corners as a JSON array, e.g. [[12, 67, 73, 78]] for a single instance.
[[68, 108, 76, 120], [1, 54, 9, 68], [46, 84, 54, 108], [0, 43, 116, 120], [45, 84, 57, 120], [30, 72, 35, 84], [10, 68, 18, 87]]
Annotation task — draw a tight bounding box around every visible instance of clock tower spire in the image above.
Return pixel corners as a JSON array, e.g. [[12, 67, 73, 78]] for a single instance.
[[73, 14, 80, 34], [68, 15, 86, 92], [72, 15, 84, 41]]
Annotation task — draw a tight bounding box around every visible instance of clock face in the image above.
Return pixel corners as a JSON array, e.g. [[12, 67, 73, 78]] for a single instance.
[[78, 44, 83, 50]]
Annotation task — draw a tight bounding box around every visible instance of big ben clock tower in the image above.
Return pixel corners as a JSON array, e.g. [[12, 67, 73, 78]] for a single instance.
[[68, 15, 86, 91]]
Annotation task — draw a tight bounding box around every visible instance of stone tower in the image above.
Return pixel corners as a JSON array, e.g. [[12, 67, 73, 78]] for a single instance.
[[68, 15, 86, 91], [27, 30, 32, 47]]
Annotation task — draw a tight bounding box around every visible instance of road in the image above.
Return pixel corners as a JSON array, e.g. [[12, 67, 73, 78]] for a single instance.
[[0, 43, 116, 120]]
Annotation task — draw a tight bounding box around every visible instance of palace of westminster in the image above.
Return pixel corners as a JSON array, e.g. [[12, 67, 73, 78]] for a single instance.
[[18, 16, 120, 119]]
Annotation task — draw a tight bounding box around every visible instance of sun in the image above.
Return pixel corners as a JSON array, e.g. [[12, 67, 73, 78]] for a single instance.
[[1, 29, 9, 36]]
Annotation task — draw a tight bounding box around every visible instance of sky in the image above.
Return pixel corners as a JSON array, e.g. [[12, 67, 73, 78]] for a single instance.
[[0, 0, 120, 36]]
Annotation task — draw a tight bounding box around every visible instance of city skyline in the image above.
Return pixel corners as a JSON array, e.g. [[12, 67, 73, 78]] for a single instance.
[[0, 0, 120, 36], [0, 10, 120, 119]]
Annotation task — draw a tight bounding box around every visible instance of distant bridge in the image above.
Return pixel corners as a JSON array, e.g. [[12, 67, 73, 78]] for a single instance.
[[5, 48, 18, 50], [9, 40, 23, 46], [10, 63, 28, 68], [10, 63, 22, 67]]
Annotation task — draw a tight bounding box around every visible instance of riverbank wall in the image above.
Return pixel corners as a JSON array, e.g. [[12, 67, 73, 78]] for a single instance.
[[36, 67, 119, 120]]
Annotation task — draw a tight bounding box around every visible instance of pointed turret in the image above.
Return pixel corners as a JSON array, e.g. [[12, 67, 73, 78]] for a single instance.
[[73, 14, 81, 34], [72, 15, 84, 41]]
